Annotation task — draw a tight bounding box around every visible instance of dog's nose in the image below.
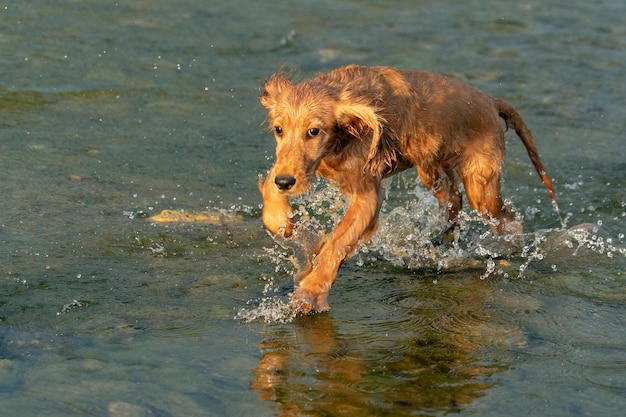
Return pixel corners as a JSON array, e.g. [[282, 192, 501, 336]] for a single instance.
[[274, 175, 296, 191]]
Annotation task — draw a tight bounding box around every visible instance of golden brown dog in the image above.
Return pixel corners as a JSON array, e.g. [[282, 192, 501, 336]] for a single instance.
[[258, 65, 557, 313]]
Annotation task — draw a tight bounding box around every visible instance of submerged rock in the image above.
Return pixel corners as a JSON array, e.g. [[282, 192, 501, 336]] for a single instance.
[[149, 209, 242, 224], [107, 401, 152, 417]]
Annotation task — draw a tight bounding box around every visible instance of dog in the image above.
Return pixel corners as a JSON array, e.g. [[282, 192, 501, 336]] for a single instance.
[[258, 65, 557, 313]]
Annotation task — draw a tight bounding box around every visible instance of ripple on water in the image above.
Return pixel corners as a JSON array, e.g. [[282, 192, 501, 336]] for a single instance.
[[566, 345, 626, 392]]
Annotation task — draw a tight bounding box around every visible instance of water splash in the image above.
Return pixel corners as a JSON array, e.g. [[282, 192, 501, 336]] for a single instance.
[[240, 180, 625, 322], [56, 299, 89, 316], [235, 275, 296, 324], [235, 180, 343, 323]]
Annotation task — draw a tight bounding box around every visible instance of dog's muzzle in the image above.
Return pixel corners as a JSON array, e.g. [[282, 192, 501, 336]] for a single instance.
[[274, 175, 296, 191]]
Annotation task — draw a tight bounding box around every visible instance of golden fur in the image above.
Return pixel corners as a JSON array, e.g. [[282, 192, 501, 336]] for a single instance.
[[258, 65, 557, 313]]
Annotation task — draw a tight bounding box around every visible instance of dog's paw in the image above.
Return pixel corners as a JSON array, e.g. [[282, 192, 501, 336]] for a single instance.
[[291, 289, 330, 314], [502, 220, 523, 235]]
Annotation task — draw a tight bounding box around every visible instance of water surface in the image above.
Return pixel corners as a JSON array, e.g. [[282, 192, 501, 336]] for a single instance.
[[1, 1, 624, 416]]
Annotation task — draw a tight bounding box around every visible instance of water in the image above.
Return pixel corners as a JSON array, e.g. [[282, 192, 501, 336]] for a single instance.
[[1, 0, 624, 416]]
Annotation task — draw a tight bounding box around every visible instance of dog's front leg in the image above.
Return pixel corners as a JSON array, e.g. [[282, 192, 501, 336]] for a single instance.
[[258, 167, 295, 238], [292, 182, 382, 313]]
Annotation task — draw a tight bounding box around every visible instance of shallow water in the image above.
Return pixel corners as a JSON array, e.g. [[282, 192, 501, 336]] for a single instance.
[[1, 0, 625, 416]]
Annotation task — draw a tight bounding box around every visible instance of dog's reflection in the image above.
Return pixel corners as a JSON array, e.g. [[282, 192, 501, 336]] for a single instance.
[[252, 315, 364, 415], [252, 274, 525, 416]]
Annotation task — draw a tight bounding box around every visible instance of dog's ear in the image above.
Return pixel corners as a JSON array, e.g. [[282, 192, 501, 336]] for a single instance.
[[335, 102, 394, 177], [260, 73, 291, 110]]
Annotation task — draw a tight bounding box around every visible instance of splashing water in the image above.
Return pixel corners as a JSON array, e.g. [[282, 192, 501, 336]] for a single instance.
[[235, 274, 296, 324], [238, 179, 625, 322], [236, 180, 342, 323]]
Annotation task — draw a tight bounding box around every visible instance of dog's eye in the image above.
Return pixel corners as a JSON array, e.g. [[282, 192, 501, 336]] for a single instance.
[[307, 128, 321, 138], [274, 126, 283, 136]]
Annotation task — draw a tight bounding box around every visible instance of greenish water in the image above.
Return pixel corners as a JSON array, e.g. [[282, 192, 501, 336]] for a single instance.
[[1, 1, 624, 416]]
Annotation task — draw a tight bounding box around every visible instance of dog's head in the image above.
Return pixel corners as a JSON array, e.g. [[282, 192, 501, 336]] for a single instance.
[[260, 71, 384, 195]]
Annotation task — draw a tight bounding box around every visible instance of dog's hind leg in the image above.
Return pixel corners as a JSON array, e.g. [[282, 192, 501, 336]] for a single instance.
[[459, 163, 520, 235], [418, 164, 462, 239]]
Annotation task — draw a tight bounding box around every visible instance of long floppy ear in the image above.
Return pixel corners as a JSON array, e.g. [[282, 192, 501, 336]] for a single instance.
[[260, 72, 291, 110], [335, 102, 394, 177]]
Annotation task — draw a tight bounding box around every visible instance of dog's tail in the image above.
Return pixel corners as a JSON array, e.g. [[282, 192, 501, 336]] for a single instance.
[[495, 98, 559, 212]]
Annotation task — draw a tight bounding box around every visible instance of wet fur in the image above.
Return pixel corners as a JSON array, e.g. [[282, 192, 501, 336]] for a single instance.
[[258, 65, 557, 313]]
